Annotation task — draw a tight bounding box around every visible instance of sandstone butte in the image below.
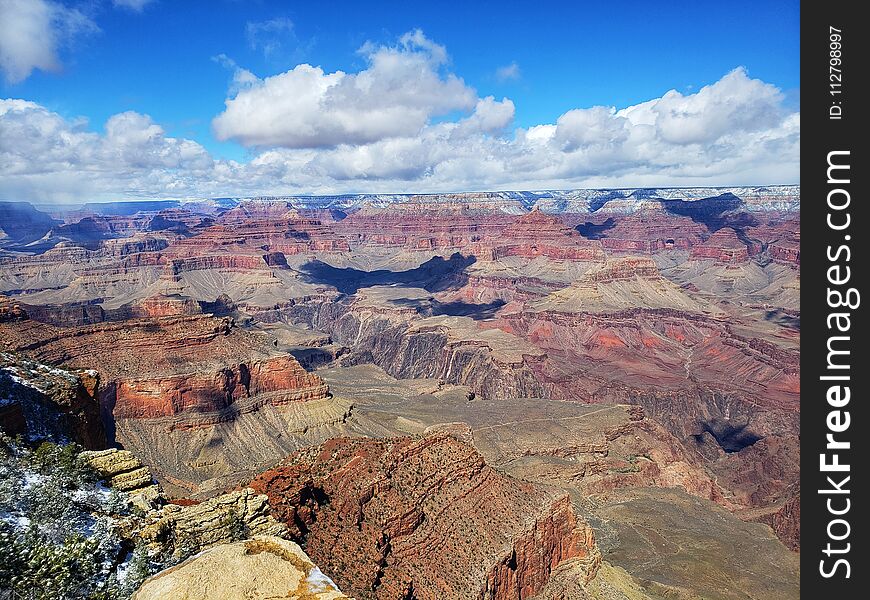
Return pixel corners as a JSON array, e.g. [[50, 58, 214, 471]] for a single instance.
[[689, 227, 751, 263], [250, 432, 601, 600]]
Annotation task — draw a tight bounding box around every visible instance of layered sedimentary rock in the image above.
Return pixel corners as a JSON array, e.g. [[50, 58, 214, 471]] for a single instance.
[[82, 448, 156, 492], [530, 257, 716, 314], [0, 189, 801, 571], [281, 294, 547, 400], [499, 308, 799, 410], [0, 296, 27, 322], [334, 202, 514, 251], [167, 215, 350, 258], [0, 314, 346, 496], [113, 355, 329, 420], [750, 490, 800, 551], [690, 227, 751, 262], [250, 433, 600, 600], [572, 208, 708, 253], [481, 209, 605, 262]]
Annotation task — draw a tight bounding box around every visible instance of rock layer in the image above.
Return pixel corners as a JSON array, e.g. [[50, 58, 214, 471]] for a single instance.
[[250, 433, 600, 600]]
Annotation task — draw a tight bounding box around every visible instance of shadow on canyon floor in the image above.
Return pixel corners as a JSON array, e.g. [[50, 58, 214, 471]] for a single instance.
[[576, 217, 616, 240], [389, 297, 507, 320], [764, 309, 800, 331], [660, 193, 758, 233], [298, 252, 476, 294]]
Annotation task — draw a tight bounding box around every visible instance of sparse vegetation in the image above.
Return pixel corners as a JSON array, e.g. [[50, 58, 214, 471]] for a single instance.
[[220, 509, 250, 542], [0, 434, 155, 599]]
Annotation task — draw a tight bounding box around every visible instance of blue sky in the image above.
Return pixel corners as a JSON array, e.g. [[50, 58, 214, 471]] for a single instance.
[[0, 0, 800, 201]]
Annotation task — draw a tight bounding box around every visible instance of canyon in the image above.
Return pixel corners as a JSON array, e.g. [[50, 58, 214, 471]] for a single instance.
[[0, 186, 800, 598]]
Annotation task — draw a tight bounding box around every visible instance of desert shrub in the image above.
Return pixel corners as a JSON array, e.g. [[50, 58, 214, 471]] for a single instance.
[[29, 441, 96, 485], [0, 525, 121, 600], [0, 438, 155, 600], [220, 509, 249, 543]]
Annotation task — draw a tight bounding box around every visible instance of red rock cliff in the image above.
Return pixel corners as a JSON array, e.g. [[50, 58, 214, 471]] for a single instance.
[[250, 433, 600, 600]]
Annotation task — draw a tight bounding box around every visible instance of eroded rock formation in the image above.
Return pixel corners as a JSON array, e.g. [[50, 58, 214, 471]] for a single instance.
[[0, 351, 105, 448], [251, 433, 600, 600]]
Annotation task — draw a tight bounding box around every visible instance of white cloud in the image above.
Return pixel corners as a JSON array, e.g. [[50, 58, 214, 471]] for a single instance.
[[0, 99, 213, 202], [618, 67, 784, 144], [212, 53, 258, 95], [455, 96, 516, 136], [495, 62, 521, 82], [212, 29, 477, 148], [112, 0, 154, 11], [553, 106, 630, 150], [0, 0, 97, 84], [0, 32, 799, 202]]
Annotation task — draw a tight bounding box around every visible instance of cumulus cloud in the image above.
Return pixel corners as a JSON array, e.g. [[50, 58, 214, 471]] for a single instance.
[[618, 67, 785, 144], [0, 0, 98, 83], [495, 62, 521, 82], [0, 99, 213, 201], [212, 29, 477, 148], [456, 97, 516, 136], [0, 31, 799, 202]]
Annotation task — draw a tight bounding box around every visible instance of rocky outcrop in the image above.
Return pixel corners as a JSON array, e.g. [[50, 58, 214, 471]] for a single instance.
[[574, 208, 708, 253], [483, 209, 605, 262], [133, 487, 289, 557], [0, 296, 27, 322], [690, 228, 750, 262], [0, 351, 106, 448], [499, 308, 799, 411], [751, 491, 800, 551], [166, 217, 350, 258], [112, 356, 330, 420], [284, 299, 547, 400], [1, 315, 344, 496], [82, 448, 156, 492], [483, 496, 599, 599], [90, 457, 291, 562], [250, 433, 600, 600], [769, 234, 800, 266], [133, 536, 352, 600]]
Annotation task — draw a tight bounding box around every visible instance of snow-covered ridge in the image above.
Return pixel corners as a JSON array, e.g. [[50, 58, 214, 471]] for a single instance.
[[199, 185, 799, 214]]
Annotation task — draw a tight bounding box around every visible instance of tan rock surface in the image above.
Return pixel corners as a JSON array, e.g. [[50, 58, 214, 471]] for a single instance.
[[133, 536, 352, 600]]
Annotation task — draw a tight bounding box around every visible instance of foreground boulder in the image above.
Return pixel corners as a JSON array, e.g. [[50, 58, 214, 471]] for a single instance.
[[133, 535, 351, 600]]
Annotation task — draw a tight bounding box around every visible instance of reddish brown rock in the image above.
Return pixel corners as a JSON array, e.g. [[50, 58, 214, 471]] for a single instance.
[[335, 204, 512, 251], [1, 314, 331, 426], [757, 491, 800, 551], [250, 433, 600, 600], [0, 296, 28, 322], [166, 217, 350, 258], [481, 209, 605, 261], [690, 228, 750, 263], [114, 356, 329, 419], [578, 208, 708, 253]]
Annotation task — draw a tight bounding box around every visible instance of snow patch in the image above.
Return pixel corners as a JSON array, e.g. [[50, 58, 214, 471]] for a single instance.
[[306, 566, 340, 592]]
